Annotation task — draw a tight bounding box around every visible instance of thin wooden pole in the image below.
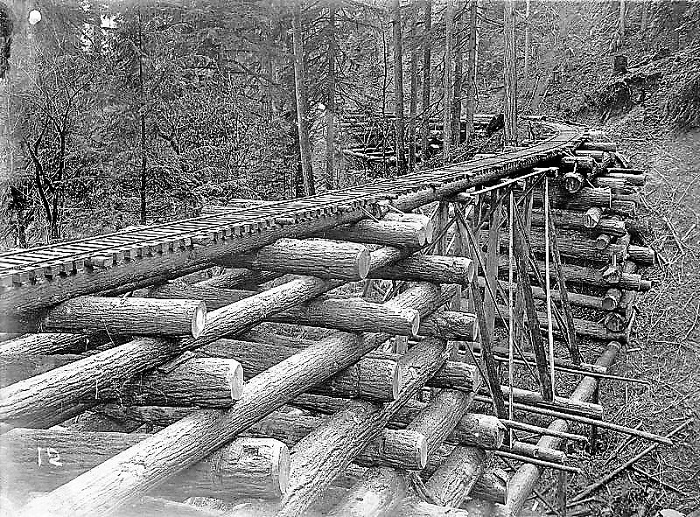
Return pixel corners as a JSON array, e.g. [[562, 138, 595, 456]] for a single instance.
[[544, 177, 556, 395], [571, 419, 692, 502], [508, 189, 515, 444]]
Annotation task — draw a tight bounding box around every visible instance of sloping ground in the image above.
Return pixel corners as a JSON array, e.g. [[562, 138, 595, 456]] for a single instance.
[[531, 54, 700, 515]]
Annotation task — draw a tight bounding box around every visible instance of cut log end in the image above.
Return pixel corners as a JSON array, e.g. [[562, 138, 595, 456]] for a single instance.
[[226, 360, 245, 401], [191, 301, 208, 338], [417, 433, 428, 469], [356, 248, 372, 280], [274, 440, 291, 496], [392, 362, 403, 400], [405, 309, 421, 336]]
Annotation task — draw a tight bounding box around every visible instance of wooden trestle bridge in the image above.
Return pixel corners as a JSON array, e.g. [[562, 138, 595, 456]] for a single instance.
[[0, 117, 662, 517]]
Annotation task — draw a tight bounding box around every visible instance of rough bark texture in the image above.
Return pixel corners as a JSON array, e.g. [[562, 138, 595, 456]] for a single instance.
[[203, 339, 400, 402], [20, 286, 443, 516], [34, 296, 207, 338], [277, 338, 451, 517], [0, 276, 333, 428], [326, 467, 408, 517], [223, 238, 371, 281], [392, 0, 406, 175], [0, 333, 89, 356], [1, 430, 288, 502], [419, 310, 477, 341], [320, 219, 428, 248], [425, 446, 488, 506], [370, 255, 474, 285], [530, 208, 626, 236], [105, 357, 244, 408], [443, 0, 455, 159], [420, 0, 432, 162]]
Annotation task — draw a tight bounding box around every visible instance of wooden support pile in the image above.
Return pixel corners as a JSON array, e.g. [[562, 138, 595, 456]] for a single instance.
[[0, 133, 659, 517]]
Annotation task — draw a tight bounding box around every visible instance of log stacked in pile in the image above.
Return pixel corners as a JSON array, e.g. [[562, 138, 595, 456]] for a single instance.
[[0, 133, 656, 517]]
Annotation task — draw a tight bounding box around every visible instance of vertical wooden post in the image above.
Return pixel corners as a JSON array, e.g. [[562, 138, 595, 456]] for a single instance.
[[513, 214, 554, 401], [484, 192, 501, 338]]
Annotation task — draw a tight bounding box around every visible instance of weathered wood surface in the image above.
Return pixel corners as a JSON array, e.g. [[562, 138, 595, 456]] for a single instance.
[[277, 338, 452, 517], [219, 238, 372, 281], [529, 209, 627, 236], [425, 446, 488, 507], [19, 284, 445, 516], [1, 430, 289, 501], [369, 255, 475, 285], [292, 394, 505, 450], [0, 354, 81, 387], [203, 339, 400, 402], [480, 277, 604, 310], [0, 275, 333, 429], [102, 357, 244, 407], [0, 333, 89, 357], [11, 297, 207, 337], [319, 218, 430, 248]]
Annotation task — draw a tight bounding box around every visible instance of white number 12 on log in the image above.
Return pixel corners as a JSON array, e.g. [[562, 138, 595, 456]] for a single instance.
[[37, 447, 63, 467]]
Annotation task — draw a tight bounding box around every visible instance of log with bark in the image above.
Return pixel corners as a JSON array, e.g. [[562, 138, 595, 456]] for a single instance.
[[369, 255, 475, 285], [425, 446, 488, 506], [19, 284, 445, 516], [218, 238, 371, 281], [0, 354, 81, 387], [318, 218, 431, 248], [0, 275, 335, 429], [292, 394, 505, 451], [530, 209, 627, 236], [276, 338, 452, 517], [1, 429, 289, 502], [0, 333, 89, 356], [11, 296, 208, 338]]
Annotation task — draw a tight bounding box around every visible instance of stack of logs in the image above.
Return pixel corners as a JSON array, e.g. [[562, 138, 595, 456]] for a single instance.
[[0, 137, 654, 517]]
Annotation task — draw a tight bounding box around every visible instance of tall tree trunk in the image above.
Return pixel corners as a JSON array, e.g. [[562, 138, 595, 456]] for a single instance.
[[420, 0, 432, 163], [464, 0, 478, 142], [392, 0, 406, 176], [442, 0, 454, 162], [137, 7, 148, 224], [451, 6, 463, 146], [524, 0, 531, 84], [292, 3, 316, 196], [408, 6, 419, 173], [503, 0, 518, 146], [640, 0, 649, 37], [325, 4, 336, 189]]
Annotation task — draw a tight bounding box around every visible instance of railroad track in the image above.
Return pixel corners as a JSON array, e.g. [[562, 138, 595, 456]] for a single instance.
[[0, 118, 584, 320]]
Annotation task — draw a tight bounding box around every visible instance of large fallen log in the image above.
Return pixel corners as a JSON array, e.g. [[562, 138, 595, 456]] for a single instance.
[[0, 333, 90, 356], [102, 357, 244, 408], [318, 218, 431, 248], [292, 394, 504, 451], [479, 277, 604, 311], [217, 238, 371, 281], [425, 447, 488, 507], [20, 284, 444, 516], [0, 275, 335, 429], [369, 255, 475, 285], [529, 209, 627, 236], [6, 297, 208, 337], [203, 339, 400, 402], [1, 429, 289, 502], [277, 338, 452, 517], [197, 269, 281, 289]]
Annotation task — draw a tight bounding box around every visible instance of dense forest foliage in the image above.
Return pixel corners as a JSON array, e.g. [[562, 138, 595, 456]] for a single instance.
[[0, 0, 698, 247]]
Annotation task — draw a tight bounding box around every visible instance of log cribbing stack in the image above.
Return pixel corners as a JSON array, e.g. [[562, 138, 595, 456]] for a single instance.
[[0, 121, 657, 517]]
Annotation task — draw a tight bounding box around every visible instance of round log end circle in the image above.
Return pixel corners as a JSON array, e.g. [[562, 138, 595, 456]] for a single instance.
[[272, 439, 291, 497], [227, 360, 245, 401], [405, 309, 421, 336], [392, 362, 403, 400], [191, 301, 208, 338], [356, 247, 372, 280]]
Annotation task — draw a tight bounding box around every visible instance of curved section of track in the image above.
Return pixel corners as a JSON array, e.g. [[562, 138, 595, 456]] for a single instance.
[[0, 119, 585, 319]]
